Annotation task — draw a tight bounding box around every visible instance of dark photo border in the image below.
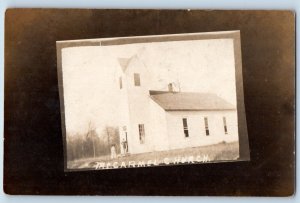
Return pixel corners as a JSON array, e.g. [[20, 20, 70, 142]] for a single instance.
[[4, 9, 295, 196]]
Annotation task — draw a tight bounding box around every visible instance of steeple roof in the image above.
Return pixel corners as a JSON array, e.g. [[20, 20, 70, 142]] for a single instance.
[[118, 57, 132, 72]]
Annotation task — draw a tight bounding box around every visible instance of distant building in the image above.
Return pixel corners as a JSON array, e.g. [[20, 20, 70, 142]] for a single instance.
[[117, 54, 238, 154]]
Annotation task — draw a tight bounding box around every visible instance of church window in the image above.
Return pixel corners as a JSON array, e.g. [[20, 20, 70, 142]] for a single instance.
[[134, 73, 141, 86], [223, 117, 228, 134], [119, 77, 122, 89], [204, 117, 209, 136], [182, 118, 189, 137], [138, 124, 145, 144]]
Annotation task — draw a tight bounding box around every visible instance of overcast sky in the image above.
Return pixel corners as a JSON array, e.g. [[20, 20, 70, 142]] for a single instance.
[[61, 38, 237, 135]]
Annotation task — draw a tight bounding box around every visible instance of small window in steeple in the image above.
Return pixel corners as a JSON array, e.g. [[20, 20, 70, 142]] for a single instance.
[[134, 73, 141, 86], [119, 77, 122, 89]]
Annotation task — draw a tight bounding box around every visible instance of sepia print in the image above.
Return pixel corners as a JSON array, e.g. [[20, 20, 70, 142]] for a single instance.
[[57, 31, 249, 171]]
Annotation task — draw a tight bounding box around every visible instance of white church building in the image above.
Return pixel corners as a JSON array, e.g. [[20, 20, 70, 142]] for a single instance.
[[117, 54, 239, 154]]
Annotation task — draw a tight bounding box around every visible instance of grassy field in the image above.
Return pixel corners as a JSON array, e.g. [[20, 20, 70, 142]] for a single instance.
[[68, 141, 239, 170]]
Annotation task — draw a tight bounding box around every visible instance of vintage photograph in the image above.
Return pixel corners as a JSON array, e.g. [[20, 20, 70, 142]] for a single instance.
[[57, 31, 249, 171], [5, 8, 294, 196]]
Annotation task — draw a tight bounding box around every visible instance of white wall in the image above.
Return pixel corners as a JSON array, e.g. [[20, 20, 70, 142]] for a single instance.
[[166, 110, 239, 150], [148, 99, 169, 152], [118, 72, 132, 149], [122, 56, 154, 154]]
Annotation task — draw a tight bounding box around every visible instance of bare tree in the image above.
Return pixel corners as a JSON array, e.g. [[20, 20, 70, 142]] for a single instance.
[[86, 121, 97, 158], [103, 126, 120, 159], [66, 125, 120, 162]]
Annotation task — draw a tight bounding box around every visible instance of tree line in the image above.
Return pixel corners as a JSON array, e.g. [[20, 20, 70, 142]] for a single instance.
[[66, 124, 120, 161]]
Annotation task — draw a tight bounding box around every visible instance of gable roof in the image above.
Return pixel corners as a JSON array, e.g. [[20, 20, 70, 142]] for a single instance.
[[150, 91, 236, 111]]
